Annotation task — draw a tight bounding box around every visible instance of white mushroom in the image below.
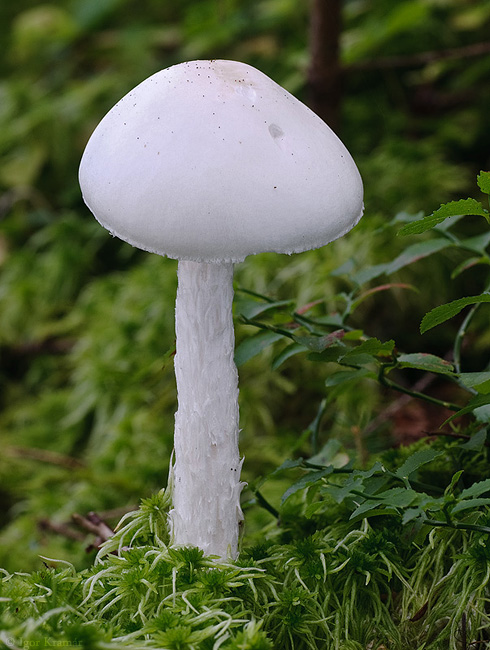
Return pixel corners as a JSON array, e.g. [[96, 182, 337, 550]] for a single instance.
[[79, 59, 363, 560]]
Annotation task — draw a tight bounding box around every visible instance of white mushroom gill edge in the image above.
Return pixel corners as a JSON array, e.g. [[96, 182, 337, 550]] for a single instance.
[[168, 260, 245, 559]]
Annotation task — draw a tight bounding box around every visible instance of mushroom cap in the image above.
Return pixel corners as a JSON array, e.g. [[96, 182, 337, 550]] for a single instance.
[[79, 60, 363, 263]]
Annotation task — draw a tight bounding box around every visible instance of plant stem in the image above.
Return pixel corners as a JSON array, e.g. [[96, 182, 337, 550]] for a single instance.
[[423, 518, 490, 535], [252, 488, 279, 519], [453, 276, 490, 374], [310, 398, 328, 454], [378, 366, 462, 412], [169, 261, 244, 560]]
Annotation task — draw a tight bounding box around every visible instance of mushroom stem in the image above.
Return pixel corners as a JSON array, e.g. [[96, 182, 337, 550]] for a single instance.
[[169, 260, 244, 559]]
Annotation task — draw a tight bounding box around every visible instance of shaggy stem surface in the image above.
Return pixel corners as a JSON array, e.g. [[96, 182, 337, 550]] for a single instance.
[[169, 260, 243, 559]]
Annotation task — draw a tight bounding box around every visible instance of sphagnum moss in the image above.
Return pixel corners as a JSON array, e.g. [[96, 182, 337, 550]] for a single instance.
[[2, 468, 490, 650]]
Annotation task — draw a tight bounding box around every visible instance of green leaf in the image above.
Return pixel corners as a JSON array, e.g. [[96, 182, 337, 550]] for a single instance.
[[325, 478, 364, 504], [474, 404, 490, 424], [397, 352, 454, 375], [401, 494, 444, 524], [342, 338, 395, 360], [325, 367, 376, 388], [343, 329, 364, 341], [444, 393, 490, 425], [293, 330, 345, 353], [459, 371, 490, 394], [350, 500, 396, 520], [445, 470, 464, 495], [281, 467, 333, 503], [398, 198, 489, 235], [271, 458, 304, 477], [236, 298, 294, 320], [459, 232, 490, 255], [477, 171, 490, 195], [352, 239, 451, 285], [451, 498, 490, 514], [376, 486, 419, 508], [308, 347, 344, 363], [421, 294, 490, 333], [460, 478, 490, 499], [234, 331, 283, 366], [271, 342, 307, 370], [307, 440, 343, 467], [355, 462, 386, 479], [395, 449, 443, 480], [336, 338, 395, 369], [351, 283, 417, 310], [460, 429, 487, 451], [402, 508, 424, 525], [451, 256, 490, 279]]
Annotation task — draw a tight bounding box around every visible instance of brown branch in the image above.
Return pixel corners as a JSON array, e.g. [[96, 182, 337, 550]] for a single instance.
[[38, 518, 86, 542], [72, 512, 114, 543], [37, 507, 138, 552], [307, 0, 342, 129], [6, 446, 85, 470], [347, 41, 490, 72]]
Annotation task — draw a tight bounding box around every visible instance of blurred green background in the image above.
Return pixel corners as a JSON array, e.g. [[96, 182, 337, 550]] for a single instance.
[[0, 0, 489, 571]]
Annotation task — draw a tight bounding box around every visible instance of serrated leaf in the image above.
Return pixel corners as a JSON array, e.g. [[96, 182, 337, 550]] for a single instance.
[[350, 500, 393, 520], [477, 171, 490, 195], [281, 467, 333, 503], [271, 342, 307, 370], [397, 352, 454, 375], [234, 331, 283, 366], [343, 337, 395, 359], [421, 294, 490, 333], [376, 487, 419, 508], [351, 507, 399, 521], [451, 498, 490, 514], [338, 338, 395, 368], [395, 449, 443, 480], [398, 199, 489, 235], [412, 492, 443, 509], [460, 478, 490, 499]]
